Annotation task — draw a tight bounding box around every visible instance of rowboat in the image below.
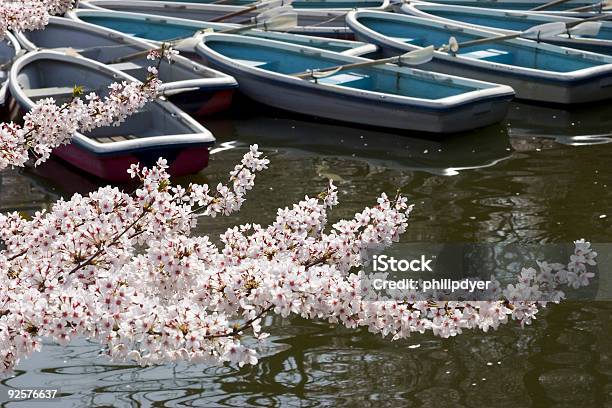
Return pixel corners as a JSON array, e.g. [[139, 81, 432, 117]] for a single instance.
[[13, 16, 238, 116], [408, 0, 604, 11], [77, 0, 374, 38], [196, 34, 515, 133], [0, 32, 21, 111], [9, 50, 215, 181], [66, 9, 378, 56], [86, 0, 391, 11], [401, 3, 612, 55], [346, 10, 612, 104]]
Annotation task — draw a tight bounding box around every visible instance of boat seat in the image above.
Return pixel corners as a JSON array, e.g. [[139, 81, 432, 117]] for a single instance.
[[460, 48, 513, 64], [389, 37, 426, 46], [234, 58, 270, 68], [316, 72, 369, 88], [22, 86, 86, 98], [107, 61, 144, 71], [94, 134, 140, 143]]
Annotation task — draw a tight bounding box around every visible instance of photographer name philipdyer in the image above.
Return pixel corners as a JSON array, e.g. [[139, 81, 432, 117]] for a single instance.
[[371, 254, 492, 293]]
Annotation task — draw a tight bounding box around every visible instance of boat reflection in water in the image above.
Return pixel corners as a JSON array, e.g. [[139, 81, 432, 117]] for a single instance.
[[21, 98, 612, 198], [204, 110, 514, 177], [506, 100, 612, 147]]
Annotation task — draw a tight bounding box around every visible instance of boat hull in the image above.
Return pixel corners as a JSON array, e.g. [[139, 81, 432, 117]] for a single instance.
[[8, 96, 211, 182], [201, 55, 511, 133], [166, 86, 235, 116], [52, 142, 211, 182]]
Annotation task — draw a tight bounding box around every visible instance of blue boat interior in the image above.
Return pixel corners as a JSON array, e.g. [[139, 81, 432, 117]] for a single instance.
[[79, 16, 357, 52], [80, 16, 198, 41], [422, 10, 612, 41], [206, 39, 488, 99], [426, 11, 544, 32], [284, 1, 383, 9], [142, 0, 384, 8], [359, 17, 609, 72], [416, 1, 597, 11]]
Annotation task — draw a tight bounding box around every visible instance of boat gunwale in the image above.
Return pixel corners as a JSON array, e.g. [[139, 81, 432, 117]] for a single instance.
[[197, 33, 515, 110], [346, 10, 612, 82], [9, 50, 215, 157]]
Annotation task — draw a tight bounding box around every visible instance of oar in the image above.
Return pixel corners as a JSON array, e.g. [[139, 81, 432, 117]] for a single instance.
[[530, 0, 575, 11], [566, 0, 612, 12], [439, 22, 568, 53], [209, 0, 292, 23], [236, 4, 293, 24], [216, 9, 298, 33], [440, 14, 612, 54], [111, 11, 298, 63], [0, 49, 27, 70], [567, 20, 603, 35], [292, 46, 435, 80]]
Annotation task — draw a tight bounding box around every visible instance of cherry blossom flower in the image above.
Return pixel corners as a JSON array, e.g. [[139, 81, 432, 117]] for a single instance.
[[0, 153, 598, 373], [0, 0, 600, 376], [0, 0, 74, 39]]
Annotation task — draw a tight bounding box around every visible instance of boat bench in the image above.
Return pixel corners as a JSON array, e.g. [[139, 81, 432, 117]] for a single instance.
[[23, 86, 91, 98], [390, 37, 427, 47], [95, 134, 140, 143], [316, 72, 370, 88], [234, 58, 273, 69], [460, 48, 513, 64], [107, 61, 144, 72]]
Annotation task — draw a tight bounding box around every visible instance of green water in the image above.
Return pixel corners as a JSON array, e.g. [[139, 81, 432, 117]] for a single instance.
[[1, 100, 611, 406]]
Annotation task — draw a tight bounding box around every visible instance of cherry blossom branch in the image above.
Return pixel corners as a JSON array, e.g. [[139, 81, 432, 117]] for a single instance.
[[0, 0, 601, 375], [0, 154, 599, 372]]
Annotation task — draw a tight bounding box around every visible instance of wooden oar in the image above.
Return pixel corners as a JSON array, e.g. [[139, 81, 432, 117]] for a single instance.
[[292, 46, 435, 79], [210, 0, 291, 22], [111, 12, 298, 63], [530, 0, 575, 11]]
